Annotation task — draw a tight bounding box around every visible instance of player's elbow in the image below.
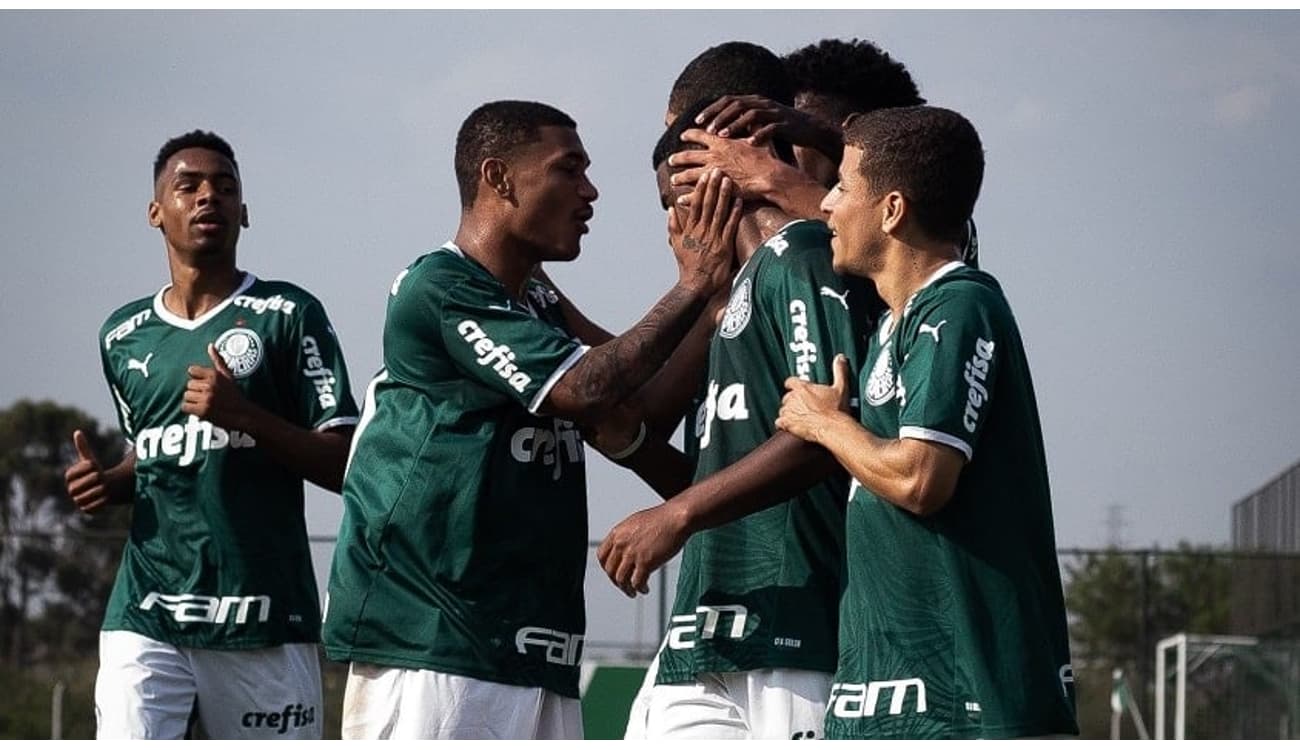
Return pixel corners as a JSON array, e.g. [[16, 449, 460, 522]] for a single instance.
[[895, 473, 956, 518]]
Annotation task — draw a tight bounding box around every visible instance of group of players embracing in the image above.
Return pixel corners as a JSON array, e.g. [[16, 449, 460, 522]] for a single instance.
[[65, 37, 1078, 740]]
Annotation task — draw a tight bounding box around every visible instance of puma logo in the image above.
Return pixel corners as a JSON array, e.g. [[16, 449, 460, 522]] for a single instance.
[[819, 286, 849, 311], [919, 320, 947, 343], [127, 353, 154, 379]]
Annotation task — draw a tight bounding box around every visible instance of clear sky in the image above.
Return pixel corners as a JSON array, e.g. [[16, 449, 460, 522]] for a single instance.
[[3, 11, 1298, 570]]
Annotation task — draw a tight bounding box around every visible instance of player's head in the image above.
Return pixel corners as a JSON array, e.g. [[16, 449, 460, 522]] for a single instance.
[[784, 38, 924, 124], [823, 106, 983, 275], [455, 100, 598, 262], [149, 130, 248, 263], [783, 38, 925, 187], [665, 41, 795, 125]]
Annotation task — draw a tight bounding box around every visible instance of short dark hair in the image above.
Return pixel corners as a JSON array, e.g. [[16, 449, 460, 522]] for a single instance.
[[651, 98, 715, 171], [667, 41, 795, 118], [153, 130, 238, 184], [454, 100, 577, 207], [783, 38, 925, 123], [844, 106, 984, 244]]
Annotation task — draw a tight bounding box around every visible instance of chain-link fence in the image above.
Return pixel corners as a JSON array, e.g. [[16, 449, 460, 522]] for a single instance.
[[4, 532, 1299, 739]]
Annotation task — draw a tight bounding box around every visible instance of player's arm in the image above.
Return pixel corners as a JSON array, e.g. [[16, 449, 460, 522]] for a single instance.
[[619, 205, 731, 438], [183, 344, 355, 493], [64, 431, 136, 513], [537, 245, 722, 438], [598, 248, 860, 595], [777, 354, 965, 516], [532, 267, 615, 347], [541, 169, 739, 422], [597, 428, 838, 596], [669, 130, 830, 221]]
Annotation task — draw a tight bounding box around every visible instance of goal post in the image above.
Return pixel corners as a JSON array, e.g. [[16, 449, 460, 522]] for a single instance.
[[1155, 633, 1298, 739]]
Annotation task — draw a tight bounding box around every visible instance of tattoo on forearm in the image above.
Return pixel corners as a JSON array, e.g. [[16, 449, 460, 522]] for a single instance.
[[574, 283, 707, 408]]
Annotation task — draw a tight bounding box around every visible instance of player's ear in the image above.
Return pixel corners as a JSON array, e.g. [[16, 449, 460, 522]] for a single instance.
[[881, 190, 906, 235], [241, 204, 250, 229], [482, 158, 513, 203], [148, 200, 163, 230]]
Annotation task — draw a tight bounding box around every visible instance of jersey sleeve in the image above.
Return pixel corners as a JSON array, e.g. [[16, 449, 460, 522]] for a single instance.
[[895, 282, 1007, 460], [291, 299, 360, 432], [762, 242, 865, 391], [439, 277, 588, 414], [98, 331, 135, 441]]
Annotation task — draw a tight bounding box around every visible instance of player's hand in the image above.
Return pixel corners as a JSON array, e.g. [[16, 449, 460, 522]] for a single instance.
[[670, 130, 810, 206], [181, 344, 252, 430], [694, 94, 828, 148], [776, 353, 853, 444], [65, 430, 111, 514], [670, 168, 741, 295], [597, 504, 691, 597]]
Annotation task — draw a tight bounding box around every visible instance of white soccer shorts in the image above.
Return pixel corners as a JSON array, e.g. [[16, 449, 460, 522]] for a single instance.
[[95, 629, 322, 739], [624, 653, 831, 740], [340, 661, 583, 739]]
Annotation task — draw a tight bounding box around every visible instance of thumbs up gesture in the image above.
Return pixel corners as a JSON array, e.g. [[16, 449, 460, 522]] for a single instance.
[[776, 353, 853, 444], [182, 343, 251, 431], [65, 430, 110, 513]]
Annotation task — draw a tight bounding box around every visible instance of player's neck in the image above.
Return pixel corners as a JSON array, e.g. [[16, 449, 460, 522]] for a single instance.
[[454, 216, 535, 302], [876, 242, 961, 320], [736, 205, 795, 265], [163, 257, 244, 320]]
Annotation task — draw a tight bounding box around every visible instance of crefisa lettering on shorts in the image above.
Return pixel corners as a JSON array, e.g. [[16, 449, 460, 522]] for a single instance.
[[240, 703, 317, 735]]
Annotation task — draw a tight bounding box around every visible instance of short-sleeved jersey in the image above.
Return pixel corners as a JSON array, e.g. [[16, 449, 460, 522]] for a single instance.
[[826, 262, 1077, 739], [656, 220, 870, 685], [98, 273, 359, 649], [323, 243, 591, 699]]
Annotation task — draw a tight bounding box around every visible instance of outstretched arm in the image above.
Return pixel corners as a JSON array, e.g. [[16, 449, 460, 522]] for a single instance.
[[542, 169, 740, 422], [596, 427, 838, 596]]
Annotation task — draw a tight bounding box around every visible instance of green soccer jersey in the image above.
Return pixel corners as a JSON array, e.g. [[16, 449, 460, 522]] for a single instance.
[[98, 273, 359, 649], [323, 243, 591, 698], [826, 262, 1077, 739], [656, 220, 869, 684]]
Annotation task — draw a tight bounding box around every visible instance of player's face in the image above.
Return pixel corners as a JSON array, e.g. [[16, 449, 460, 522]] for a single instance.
[[149, 148, 247, 264], [655, 161, 693, 212], [822, 145, 884, 277], [655, 160, 695, 247], [508, 126, 598, 263]]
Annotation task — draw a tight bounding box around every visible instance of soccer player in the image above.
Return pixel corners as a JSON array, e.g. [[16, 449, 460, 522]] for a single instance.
[[321, 100, 737, 740], [63, 130, 359, 739], [598, 44, 872, 738], [775, 106, 1078, 738]]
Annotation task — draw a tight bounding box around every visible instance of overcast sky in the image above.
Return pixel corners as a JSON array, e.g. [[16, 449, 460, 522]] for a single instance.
[[3, 11, 1298, 637]]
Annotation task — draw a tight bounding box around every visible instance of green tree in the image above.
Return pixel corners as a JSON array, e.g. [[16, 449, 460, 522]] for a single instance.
[[1063, 545, 1231, 737], [0, 399, 130, 670]]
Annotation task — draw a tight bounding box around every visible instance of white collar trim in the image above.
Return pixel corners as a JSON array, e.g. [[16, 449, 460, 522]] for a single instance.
[[152, 272, 256, 331]]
